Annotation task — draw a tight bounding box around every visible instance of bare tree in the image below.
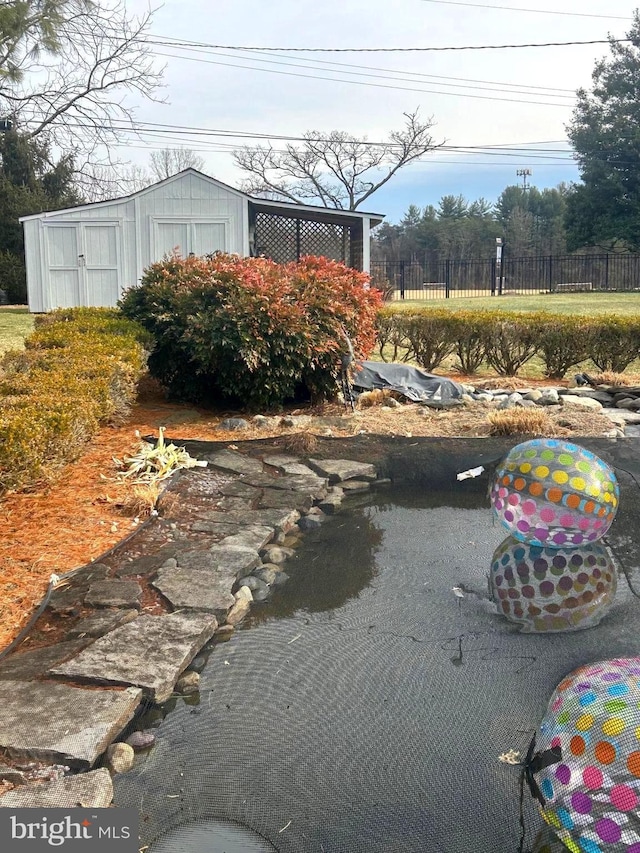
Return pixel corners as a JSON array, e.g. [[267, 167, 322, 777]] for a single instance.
[[0, 0, 164, 192], [233, 110, 443, 210], [149, 147, 205, 180]]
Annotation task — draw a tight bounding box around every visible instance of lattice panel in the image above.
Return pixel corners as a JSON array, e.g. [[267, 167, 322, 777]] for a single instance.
[[300, 220, 346, 260], [254, 212, 352, 264], [254, 213, 297, 264]]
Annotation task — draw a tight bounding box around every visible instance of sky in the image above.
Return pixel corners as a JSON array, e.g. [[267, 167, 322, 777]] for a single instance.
[[118, 0, 638, 224]]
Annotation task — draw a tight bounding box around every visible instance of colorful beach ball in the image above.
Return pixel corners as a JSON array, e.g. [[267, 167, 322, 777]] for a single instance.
[[530, 656, 640, 853], [490, 439, 619, 548], [489, 536, 617, 633]]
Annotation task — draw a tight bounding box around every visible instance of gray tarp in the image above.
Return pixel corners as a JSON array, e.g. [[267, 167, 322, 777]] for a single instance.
[[352, 361, 464, 406]]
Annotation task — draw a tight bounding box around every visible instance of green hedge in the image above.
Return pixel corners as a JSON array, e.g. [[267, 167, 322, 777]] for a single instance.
[[0, 307, 149, 494], [376, 307, 640, 378]]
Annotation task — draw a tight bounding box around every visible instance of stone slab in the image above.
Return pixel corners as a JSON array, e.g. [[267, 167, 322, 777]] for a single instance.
[[257, 487, 313, 513], [50, 612, 218, 703], [68, 609, 139, 639], [176, 546, 261, 577], [153, 566, 233, 614], [307, 458, 377, 483], [0, 682, 141, 768], [193, 507, 300, 535], [0, 768, 113, 808], [602, 407, 640, 424], [216, 525, 274, 552], [263, 455, 318, 477], [220, 480, 260, 499], [241, 472, 328, 499], [115, 546, 181, 577], [205, 450, 264, 476], [0, 640, 94, 681], [84, 580, 142, 609], [47, 564, 109, 613]]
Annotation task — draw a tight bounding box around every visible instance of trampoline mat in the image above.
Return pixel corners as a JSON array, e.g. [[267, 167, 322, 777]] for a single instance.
[[113, 475, 640, 853]]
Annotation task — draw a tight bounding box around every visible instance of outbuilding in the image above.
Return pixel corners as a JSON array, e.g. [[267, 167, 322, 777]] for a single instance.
[[19, 169, 384, 312]]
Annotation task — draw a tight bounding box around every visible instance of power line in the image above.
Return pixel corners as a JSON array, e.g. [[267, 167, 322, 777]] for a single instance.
[[153, 49, 574, 106], [418, 0, 632, 19], [142, 36, 630, 52], [150, 41, 576, 96]]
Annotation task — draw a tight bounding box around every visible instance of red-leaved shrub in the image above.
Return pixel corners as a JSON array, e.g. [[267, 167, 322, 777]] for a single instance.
[[119, 253, 381, 409]]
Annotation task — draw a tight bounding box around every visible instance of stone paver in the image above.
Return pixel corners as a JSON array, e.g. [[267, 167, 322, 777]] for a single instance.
[[0, 682, 141, 768], [205, 449, 264, 476], [193, 507, 301, 536], [561, 395, 604, 410], [115, 546, 180, 577], [68, 609, 139, 639], [0, 768, 113, 807], [177, 545, 262, 577], [0, 640, 94, 681], [263, 454, 319, 477], [50, 613, 218, 703], [242, 472, 328, 499], [153, 566, 233, 615], [216, 524, 274, 552], [84, 579, 142, 608], [602, 408, 640, 424], [307, 458, 377, 483]]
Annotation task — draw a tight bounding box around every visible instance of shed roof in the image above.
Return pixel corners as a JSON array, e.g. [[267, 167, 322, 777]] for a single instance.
[[18, 168, 385, 226]]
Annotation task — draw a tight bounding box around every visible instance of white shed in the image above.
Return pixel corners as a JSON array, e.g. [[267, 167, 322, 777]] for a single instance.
[[19, 169, 385, 312]]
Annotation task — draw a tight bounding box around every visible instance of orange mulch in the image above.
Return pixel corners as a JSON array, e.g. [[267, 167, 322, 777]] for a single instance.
[[0, 372, 615, 653]]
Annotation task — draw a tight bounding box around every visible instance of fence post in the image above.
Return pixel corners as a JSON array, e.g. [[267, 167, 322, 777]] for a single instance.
[[445, 259, 451, 299], [498, 253, 504, 296], [400, 259, 405, 299], [605, 253, 609, 291], [491, 258, 496, 296], [548, 255, 553, 292]]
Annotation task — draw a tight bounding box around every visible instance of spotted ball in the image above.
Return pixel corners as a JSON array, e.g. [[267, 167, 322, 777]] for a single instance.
[[489, 536, 617, 633], [490, 439, 619, 548], [530, 657, 640, 853]]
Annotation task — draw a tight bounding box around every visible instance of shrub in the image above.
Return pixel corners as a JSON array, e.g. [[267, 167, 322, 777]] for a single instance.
[[482, 312, 541, 376], [376, 309, 412, 362], [587, 317, 640, 373], [450, 311, 489, 375], [402, 310, 458, 372], [119, 253, 381, 410], [536, 313, 591, 379], [0, 307, 148, 494]]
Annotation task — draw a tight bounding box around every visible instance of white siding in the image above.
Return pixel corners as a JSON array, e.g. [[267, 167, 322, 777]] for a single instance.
[[139, 172, 245, 269], [23, 219, 44, 312]]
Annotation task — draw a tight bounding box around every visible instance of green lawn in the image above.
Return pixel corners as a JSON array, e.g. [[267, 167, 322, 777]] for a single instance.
[[387, 293, 640, 316], [0, 307, 34, 356]]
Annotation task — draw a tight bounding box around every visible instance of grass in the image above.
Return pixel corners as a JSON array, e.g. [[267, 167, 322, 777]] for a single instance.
[[387, 292, 640, 315], [0, 306, 34, 357]]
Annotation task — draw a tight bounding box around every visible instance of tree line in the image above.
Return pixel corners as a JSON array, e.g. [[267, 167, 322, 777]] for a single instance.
[[372, 184, 570, 265]]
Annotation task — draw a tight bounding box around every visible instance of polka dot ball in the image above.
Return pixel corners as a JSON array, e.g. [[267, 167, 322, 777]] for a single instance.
[[489, 536, 617, 633], [490, 439, 619, 548], [531, 657, 640, 853]]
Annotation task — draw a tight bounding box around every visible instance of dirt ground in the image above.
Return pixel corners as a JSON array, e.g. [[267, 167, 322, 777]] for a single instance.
[[0, 374, 619, 652]]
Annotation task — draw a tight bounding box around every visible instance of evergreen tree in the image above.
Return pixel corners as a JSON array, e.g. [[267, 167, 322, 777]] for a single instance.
[[566, 10, 640, 250], [0, 129, 81, 301]]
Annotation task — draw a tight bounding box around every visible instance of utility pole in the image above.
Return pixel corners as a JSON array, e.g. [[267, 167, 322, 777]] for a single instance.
[[516, 168, 532, 190]]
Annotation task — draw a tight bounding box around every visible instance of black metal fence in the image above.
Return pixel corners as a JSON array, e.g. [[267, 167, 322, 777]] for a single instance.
[[370, 254, 640, 299]]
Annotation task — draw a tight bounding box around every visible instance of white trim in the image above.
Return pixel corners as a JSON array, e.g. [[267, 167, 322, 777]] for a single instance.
[[150, 215, 231, 258], [18, 169, 251, 222], [19, 168, 385, 224], [361, 218, 371, 273]]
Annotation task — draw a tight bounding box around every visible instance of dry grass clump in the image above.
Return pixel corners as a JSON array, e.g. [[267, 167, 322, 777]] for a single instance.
[[115, 482, 161, 518], [488, 408, 555, 436], [356, 389, 393, 408], [590, 371, 640, 387], [281, 431, 319, 454]]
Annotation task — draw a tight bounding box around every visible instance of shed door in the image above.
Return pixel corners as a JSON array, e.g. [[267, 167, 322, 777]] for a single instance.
[[193, 222, 226, 256], [156, 222, 189, 258], [47, 225, 82, 308], [83, 224, 119, 306]]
